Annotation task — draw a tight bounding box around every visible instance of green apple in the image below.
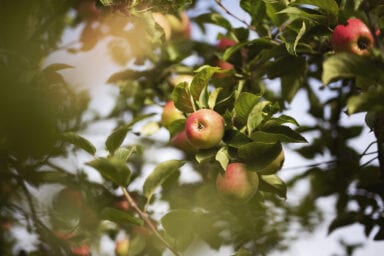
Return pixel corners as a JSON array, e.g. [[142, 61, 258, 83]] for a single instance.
[[161, 101, 185, 128], [257, 149, 285, 175], [115, 238, 130, 256], [331, 18, 374, 56], [216, 163, 260, 205], [185, 109, 225, 149]]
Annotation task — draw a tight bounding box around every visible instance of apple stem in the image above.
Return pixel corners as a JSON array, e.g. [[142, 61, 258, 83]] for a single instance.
[[120, 187, 182, 256]]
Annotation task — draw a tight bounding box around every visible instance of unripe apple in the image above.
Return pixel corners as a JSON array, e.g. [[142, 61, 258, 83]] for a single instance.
[[161, 101, 185, 128], [185, 109, 225, 149], [166, 11, 191, 38], [216, 163, 260, 205], [258, 149, 285, 175], [152, 12, 172, 41], [331, 18, 374, 56], [115, 238, 130, 256], [170, 130, 198, 154]]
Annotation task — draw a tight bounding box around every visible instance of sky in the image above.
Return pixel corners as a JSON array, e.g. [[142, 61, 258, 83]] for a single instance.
[[41, 0, 384, 255]]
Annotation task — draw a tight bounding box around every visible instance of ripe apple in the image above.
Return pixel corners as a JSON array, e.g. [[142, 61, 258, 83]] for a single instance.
[[216, 37, 237, 76], [170, 130, 198, 154], [152, 12, 172, 41], [216, 163, 260, 205], [331, 18, 374, 56], [115, 238, 130, 256], [71, 245, 91, 256], [166, 11, 191, 38], [217, 37, 236, 51], [258, 149, 285, 175], [185, 109, 225, 149], [161, 101, 185, 128]]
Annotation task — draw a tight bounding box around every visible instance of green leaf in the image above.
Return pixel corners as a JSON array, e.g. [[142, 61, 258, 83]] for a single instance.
[[223, 130, 252, 148], [328, 212, 361, 234], [61, 132, 96, 155], [141, 121, 160, 136], [215, 147, 229, 170], [114, 145, 139, 161], [161, 209, 197, 251], [194, 13, 232, 32], [293, 21, 306, 55], [172, 81, 194, 113], [346, 86, 384, 114], [42, 63, 74, 73], [106, 113, 155, 153], [99, 0, 114, 6], [100, 207, 143, 226], [277, 6, 327, 23], [208, 87, 223, 109], [195, 148, 217, 163], [292, 0, 339, 17], [238, 141, 282, 170], [271, 115, 300, 126], [87, 157, 131, 187], [143, 160, 185, 201], [322, 53, 384, 85], [259, 125, 308, 143], [247, 101, 271, 134], [234, 92, 261, 126], [259, 174, 287, 198], [190, 65, 222, 103]]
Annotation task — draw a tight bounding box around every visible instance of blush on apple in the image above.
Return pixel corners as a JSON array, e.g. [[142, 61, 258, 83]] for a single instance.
[[170, 130, 198, 154], [216, 163, 260, 205], [331, 18, 374, 56], [185, 109, 225, 149], [161, 101, 185, 128]]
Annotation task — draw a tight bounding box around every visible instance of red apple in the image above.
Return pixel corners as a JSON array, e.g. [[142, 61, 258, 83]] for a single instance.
[[115, 238, 130, 256], [166, 11, 191, 38], [257, 149, 285, 175], [216, 163, 260, 205], [331, 18, 374, 56], [161, 101, 185, 128], [217, 37, 236, 51], [170, 130, 198, 154], [71, 245, 91, 256], [185, 109, 225, 149]]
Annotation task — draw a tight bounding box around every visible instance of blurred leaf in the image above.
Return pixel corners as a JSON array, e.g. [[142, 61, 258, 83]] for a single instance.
[[346, 86, 384, 114], [87, 157, 131, 187], [42, 63, 74, 73], [259, 125, 308, 143], [190, 65, 222, 104], [278, 6, 327, 22], [234, 247, 252, 256], [143, 160, 185, 202], [195, 13, 232, 32], [270, 115, 300, 126], [238, 141, 282, 170], [208, 87, 223, 109], [215, 147, 229, 170], [322, 53, 384, 85], [61, 132, 96, 155], [292, 0, 339, 17], [223, 130, 252, 148], [114, 145, 139, 161], [328, 212, 361, 234], [106, 113, 155, 153], [141, 121, 160, 136], [259, 174, 287, 199], [100, 207, 143, 226]]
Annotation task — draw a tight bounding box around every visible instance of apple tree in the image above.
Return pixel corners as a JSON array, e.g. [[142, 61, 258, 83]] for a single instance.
[[0, 0, 384, 255]]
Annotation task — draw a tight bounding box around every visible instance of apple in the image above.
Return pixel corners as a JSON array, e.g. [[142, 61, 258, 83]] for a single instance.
[[169, 74, 194, 87], [77, 0, 101, 20], [216, 163, 260, 205], [331, 18, 374, 56], [217, 37, 237, 51], [170, 130, 198, 154], [115, 238, 130, 256], [152, 12, 172, 41], [54, 187, 84, 216], [161, 101, 185, 128], [185, 109, 225, 149], [71, 245, 91, 256], [166, 11, 191, 38], [257, 149, 285, 175]]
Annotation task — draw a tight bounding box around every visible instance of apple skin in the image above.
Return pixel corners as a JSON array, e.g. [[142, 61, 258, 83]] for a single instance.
[[185, 109, 225, 149], [152, 12, 172, 40], [216, 163, 260, 205], [331, 18, 374, 56], [257, 149, 285, 175], [166, 11, 191, 38], [216, 38, 237, 76], [161, 101, 185, 128], [115, 238, 130, 256], [170, 130, 198, 154], [71, 245, 91, 256]]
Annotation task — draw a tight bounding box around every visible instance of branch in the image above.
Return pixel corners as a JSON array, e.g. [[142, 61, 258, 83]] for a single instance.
[[120, 187, 181, 256], [214, 0, 255, 31]]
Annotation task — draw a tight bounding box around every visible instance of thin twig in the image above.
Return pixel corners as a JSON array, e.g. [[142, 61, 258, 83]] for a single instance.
[[360, 141, 377, 158], [214, 0, 255, 31], [360, 157, 379, 169], [120, 187, 181, 256], [281, 159, 337, 171]]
